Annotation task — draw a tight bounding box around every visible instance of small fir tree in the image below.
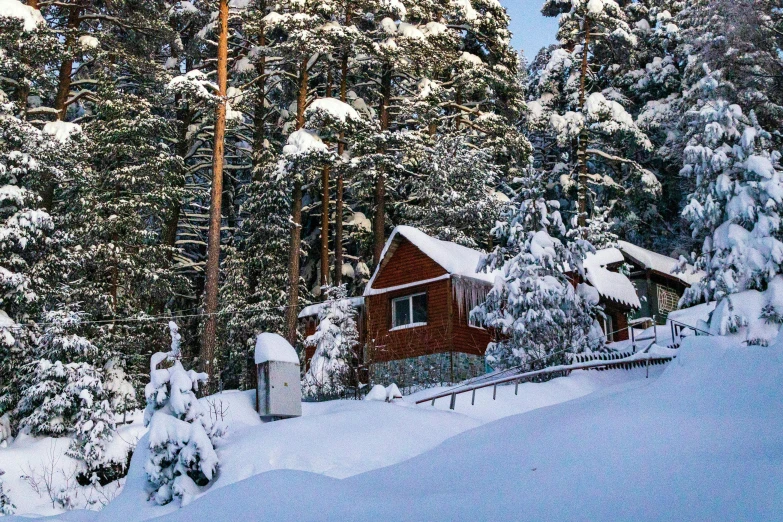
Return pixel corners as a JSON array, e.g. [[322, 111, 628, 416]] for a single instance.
[[302, 285, 360, 398], [144, 322, 224, 506]]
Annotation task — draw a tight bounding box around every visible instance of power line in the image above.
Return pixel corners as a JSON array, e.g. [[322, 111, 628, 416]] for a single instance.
[[0, 299, 327, 331]]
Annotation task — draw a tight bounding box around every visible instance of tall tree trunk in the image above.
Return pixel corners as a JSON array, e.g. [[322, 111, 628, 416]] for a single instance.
[[252, 13, 267, 177], [373, 64, 392, 265], [42, 3, 81, 210], [320, 70, 333, 293], [577, 17, 591, 230], [201, 0, 229, 381], [334, 9, 351, 287], [162, 96, 191, 256], [284, 57, 310, 345]]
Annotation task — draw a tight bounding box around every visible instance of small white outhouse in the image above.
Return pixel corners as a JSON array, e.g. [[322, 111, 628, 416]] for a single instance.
[[255, 333, 302, 420]]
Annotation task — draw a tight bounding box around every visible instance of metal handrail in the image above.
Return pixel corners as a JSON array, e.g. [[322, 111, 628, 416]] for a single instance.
[[669, 318, 713, 346], [415, 351, 674, 407]]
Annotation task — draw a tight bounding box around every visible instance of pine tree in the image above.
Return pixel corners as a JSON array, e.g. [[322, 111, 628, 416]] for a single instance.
[[680, 70, 783, 305], [0, 94, 60, 418], [63, 88, 186, 391], [472, 172, 602, 370], [144, 322, 224, 506], [14, 307, 119, 465], [0, 468, 14, 516], [302, 285, 360, 398], [531, 0, 658, 237]]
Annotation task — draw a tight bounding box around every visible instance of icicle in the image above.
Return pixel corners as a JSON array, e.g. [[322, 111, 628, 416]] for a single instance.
[[452, 276, 490, 321]]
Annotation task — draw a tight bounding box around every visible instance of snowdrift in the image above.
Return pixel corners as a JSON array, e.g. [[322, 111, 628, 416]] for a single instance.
[[130, 336, 783, 521]]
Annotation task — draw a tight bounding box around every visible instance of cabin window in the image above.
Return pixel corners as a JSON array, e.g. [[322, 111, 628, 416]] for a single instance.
[[391, 292, 427, 329], [657, 285, 679, 315]]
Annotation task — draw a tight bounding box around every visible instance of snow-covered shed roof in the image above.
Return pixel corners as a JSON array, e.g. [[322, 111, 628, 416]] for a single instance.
[[584, 248, 641, 309], [617, 241, 703, 286], [254, 333, 299, 365], [298, 296, 365, 319], [364, 226, 499, 296]]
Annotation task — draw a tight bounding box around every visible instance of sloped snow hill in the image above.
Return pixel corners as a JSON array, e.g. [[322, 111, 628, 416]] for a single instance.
[[146, 336, 783, 520]]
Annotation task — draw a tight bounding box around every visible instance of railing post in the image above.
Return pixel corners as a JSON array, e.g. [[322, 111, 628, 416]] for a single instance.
[[493, 384, 497, 400], [449, 392, 456, 410], [670, 320, 675, 346], [471, 388, 476, 406], [631, 326, 636, 353], [514, 380, 519, 395], [653, 315, 657, 345], [431, 397, 435, 406], [646, 356, 650, 378]]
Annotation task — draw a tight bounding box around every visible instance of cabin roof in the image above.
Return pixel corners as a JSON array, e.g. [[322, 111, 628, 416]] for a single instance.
[[584, 247, 641, 309], [364, 226, 500, 296], [617, 241, 703, 286]]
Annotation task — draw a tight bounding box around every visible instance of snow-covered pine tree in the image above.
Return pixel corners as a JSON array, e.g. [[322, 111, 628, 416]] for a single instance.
[[472, 171, 602, 370], [302, 285, 360, 398], [144, 321, 223, 506], [14, 307, 120, 474], [0, 468, 14, 516], [680, 69, 783, 306], [62, 87, 186, 392], [0, 93, 60, 420], [399, 134, 506, 248], [531, 0, 659, 238]]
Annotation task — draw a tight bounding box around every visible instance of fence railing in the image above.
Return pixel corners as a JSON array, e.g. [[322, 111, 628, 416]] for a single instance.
[[669, 319, 712, 347], [415, 350, 675, 408]]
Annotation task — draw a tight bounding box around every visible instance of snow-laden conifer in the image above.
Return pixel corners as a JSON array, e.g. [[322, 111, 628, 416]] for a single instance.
[[302, 285, 360, 398], [144, 322, 224, 506], [681, 70, 783, 305], [472, 172, 602, 370]]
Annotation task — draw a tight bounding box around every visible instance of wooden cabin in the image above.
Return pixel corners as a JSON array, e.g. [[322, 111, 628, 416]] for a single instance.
[[616, 241, 703, 324], [298, 226, 652, 384], [362, 226, 497, 383], [582, 247, 642, 342]]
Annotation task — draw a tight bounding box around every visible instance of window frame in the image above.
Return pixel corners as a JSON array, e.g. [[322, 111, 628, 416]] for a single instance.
[[390, 292, 428, 330]]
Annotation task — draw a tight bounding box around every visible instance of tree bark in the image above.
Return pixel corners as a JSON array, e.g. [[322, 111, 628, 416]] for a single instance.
[[334, 9, 351, 287], [320, 70, 333, 293], [201, 0, 230, 381], [284, 57, 310, 345], [42, 3, 81, 210], [252, 11, 267, 177], [373, 64, 392, 265], [577, 17, 591, 230]]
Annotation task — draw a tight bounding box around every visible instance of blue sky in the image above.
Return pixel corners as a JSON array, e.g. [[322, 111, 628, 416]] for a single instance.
[[499, 0, 559, 58]]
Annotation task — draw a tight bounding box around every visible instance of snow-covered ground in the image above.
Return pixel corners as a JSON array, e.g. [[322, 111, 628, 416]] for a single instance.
[[6, 334, 783, 520]]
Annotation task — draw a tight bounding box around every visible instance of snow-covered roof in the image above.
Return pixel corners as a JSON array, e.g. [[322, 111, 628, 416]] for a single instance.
[[254, 333, 299, 365], [617, 241, 703, 286], [365, 226, 499, 296], [584, 248, 641, 309], [298, 296, 365, 319]]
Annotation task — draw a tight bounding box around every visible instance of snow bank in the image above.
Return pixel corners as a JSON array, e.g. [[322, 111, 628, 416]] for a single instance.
[[254, 333, 299, 364], [142, 336, 783, 521]]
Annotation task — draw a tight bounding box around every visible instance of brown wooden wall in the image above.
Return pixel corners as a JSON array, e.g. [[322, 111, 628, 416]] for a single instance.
[[367, 279, 452, 363], [372, 237, 447, 288], [605, 303, 630, 342]]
